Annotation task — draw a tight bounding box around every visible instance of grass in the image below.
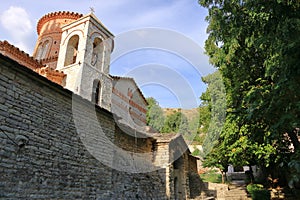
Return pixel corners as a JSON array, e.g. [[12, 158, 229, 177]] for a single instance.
[[200, 170, 222, 183]]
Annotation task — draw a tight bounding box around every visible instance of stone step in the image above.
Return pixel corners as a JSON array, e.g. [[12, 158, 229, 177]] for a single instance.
[[226, 192, 248, 196], [227, 190, 247, 193], [224, 197, 250, 200]]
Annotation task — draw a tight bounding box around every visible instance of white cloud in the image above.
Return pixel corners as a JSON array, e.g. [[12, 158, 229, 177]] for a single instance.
[[0, 6, 33, 53]]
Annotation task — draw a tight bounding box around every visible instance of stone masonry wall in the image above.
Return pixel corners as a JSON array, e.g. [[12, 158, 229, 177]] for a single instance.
[[111, 125, 168, 199], [0, 55, 115, 199], [0, 54, 168, 199], [188, 156, 203, 199]]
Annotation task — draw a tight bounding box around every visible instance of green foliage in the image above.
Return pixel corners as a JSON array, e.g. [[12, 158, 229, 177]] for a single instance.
[[192, 148, 201, 156], [198, 105, 210, 135], [200, 170, 222, 183], [199, 0, 300, 179], [192, 133, 205, 145], [202, 141, 229, 173], [246, 184, 270, 200], [200, 71, 226, 155], [162, 110, 189, 134], [146, 98, 192, 136], [146, 97, 165, 132]]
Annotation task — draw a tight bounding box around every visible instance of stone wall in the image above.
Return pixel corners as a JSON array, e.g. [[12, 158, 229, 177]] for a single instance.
[[111, 125, 167, 199], [188, 155, 203, 199], [0, 54, 168, 199], [0, 54, 115, 199]]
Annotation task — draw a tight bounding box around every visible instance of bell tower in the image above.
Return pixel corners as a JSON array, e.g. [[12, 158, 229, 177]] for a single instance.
[[33, 11, 83, 69], [56, 13, 114, 111]]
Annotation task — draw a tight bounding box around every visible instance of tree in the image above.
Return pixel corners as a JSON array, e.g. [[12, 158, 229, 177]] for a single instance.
[[146, 97, 165, 132], [202, 141, 229, 183], [199, 0, 300, 183], [200, 71, 226, 155], [162, 110, 189, 134]]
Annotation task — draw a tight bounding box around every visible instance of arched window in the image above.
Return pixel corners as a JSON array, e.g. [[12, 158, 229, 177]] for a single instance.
[[41, 40, 49, 59], [36, 42, 43, 60], [91, 37, 104, 70], [92, 80, 101, 105], [64, 35, 79, 66], [36, 40, 49, 60]]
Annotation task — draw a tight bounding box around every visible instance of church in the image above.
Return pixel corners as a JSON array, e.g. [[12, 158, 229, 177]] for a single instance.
[[0, 11, 202, 199]]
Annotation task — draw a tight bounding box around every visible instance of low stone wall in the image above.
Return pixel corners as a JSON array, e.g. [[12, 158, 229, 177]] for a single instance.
[[227, 172, 247, 181]]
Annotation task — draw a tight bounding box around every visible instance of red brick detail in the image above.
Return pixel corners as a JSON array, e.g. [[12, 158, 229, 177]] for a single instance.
[[129, 100, 147, 114], [112, 87, 147, 114], [35, 66, 66, 85], [37, 11, 83, 35], [129, 109, 147, 124], [111, 76, 148, 106], [0, 40, 43, 70], [41, 56, 58, 63]]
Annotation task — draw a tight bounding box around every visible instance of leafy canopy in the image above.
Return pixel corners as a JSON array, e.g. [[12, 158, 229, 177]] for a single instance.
[[199, 0, 300, 173]]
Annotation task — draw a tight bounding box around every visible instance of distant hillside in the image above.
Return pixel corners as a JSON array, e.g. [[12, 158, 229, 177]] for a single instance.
[[162, 107, 201, 145], [162, 108, 199, 122]]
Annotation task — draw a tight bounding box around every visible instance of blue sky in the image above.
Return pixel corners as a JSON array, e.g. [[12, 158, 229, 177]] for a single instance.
[[0, 0, 215, 108]]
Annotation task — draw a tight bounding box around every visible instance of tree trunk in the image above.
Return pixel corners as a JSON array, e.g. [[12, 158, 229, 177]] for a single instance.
[[221, 171, 227, 184], [248, 165, 254, 183], [287, 128, 300, 151]]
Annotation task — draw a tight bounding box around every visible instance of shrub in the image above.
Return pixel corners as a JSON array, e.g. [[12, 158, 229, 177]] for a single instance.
[[199, 169, 222, 183], [246, 184, 270, 200]]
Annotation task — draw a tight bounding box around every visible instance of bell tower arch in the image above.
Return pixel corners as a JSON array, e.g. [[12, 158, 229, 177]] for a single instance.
[[56, 13, 114, 111], [33, 11, 83, 69]]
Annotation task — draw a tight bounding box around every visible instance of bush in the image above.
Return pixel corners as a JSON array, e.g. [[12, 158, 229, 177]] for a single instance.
[[200, 169, 222, 183], [246, 184, 270, 200]]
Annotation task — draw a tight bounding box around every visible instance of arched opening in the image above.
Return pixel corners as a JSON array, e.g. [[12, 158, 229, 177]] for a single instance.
[[41, 40, 49, 59], [64, 35, 79, 66], [92, 80, 101, 105], [91, 37, 104, 70], [36, 40, 49, 60], [36, 42, 43, 60]]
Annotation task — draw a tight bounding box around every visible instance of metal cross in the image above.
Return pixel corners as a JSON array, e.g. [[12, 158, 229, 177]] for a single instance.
[[89, 7, 95, 14]]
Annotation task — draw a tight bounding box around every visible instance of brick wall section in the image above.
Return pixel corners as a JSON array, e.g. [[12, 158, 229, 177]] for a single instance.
[[0, 54, 170, 199]]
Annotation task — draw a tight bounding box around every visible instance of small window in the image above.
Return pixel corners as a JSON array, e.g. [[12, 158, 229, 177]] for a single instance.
[[92, 80, 101, 105]]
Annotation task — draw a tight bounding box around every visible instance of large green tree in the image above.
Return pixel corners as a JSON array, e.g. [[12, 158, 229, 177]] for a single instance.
[[200, 71, 226, 155], [199, 0, 300, 182], [146, 97, 165, 132], [162, 110, 189, 134]]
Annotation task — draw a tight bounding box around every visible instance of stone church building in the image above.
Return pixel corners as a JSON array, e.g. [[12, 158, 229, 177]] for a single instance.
[[0, 11, 202, 199]]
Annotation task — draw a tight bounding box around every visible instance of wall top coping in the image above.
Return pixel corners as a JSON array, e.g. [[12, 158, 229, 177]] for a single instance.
[[0, 53, 113, 118], [0, 40, 43, 70]]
